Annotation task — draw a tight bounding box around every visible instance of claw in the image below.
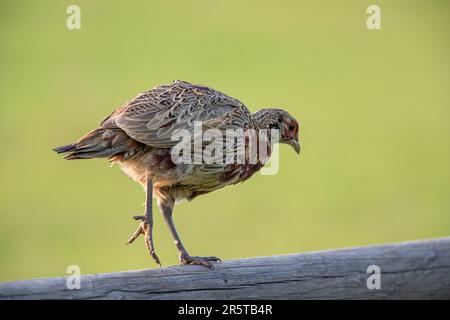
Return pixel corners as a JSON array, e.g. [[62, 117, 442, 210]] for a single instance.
[[126, 220, 161, 266], [146, 235, 162, 267], [126, 222, 145, 245], [199, 256, 221, 262]]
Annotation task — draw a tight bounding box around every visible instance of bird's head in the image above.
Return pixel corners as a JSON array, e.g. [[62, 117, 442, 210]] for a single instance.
[[253, 108, 300, 154]]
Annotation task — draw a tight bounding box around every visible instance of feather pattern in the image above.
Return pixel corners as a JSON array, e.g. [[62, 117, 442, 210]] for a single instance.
[[111, 80, 251, 149]]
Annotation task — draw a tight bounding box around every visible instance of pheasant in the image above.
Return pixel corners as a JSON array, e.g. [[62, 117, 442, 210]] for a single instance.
[[54, 80, 300, 268]]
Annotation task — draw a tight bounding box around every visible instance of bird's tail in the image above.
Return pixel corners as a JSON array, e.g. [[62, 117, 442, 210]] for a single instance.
[[53, 128, 130, 160]]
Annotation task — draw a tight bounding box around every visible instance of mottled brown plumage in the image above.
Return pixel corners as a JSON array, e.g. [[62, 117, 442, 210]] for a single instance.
[[54, 80, 300, 267]]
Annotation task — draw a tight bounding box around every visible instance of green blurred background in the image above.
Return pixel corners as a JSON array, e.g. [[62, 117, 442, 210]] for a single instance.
[[0, 1, 449, 282]]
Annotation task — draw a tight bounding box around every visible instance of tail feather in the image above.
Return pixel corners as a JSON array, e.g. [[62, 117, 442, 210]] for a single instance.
[[53, 128, 130, 160], [64, 143, 127, 160], [53, 144, 76, 154]]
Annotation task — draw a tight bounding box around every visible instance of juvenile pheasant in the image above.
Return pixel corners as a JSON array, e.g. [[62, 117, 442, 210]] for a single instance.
[[54, 80, 300, 268]]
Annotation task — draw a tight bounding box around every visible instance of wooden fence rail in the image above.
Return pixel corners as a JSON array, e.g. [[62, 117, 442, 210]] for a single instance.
[[1, 237, 449, 299]]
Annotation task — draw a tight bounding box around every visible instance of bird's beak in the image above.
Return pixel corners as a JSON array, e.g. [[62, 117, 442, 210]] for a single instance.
[[288, 138, 301, 154]]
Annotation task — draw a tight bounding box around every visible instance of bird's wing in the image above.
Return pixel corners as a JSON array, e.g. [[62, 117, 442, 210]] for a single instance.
[[113, 80, 252, 149]]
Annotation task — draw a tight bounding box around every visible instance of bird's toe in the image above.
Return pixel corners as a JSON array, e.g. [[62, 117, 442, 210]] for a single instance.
[[179, 254, 221, 268], [196, 256, 221, 262]]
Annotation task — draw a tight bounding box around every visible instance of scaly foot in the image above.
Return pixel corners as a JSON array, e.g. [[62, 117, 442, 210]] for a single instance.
[[126, 215, 161, 267], [179, 252, 221, 268]]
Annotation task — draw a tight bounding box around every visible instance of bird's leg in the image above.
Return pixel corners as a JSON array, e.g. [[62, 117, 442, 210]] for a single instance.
[[158, 199, 221, 268], [126, 179, 161, 267]]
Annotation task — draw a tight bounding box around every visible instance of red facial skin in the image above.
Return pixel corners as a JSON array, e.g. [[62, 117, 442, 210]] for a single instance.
[[282, 118, 299, 141]]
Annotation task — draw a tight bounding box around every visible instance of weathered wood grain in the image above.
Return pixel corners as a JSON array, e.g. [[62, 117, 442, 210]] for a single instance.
[[1, 237, 449, 300]]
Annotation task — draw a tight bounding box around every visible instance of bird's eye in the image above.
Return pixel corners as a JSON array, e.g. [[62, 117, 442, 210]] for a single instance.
[[288, 125, 295, 131]]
